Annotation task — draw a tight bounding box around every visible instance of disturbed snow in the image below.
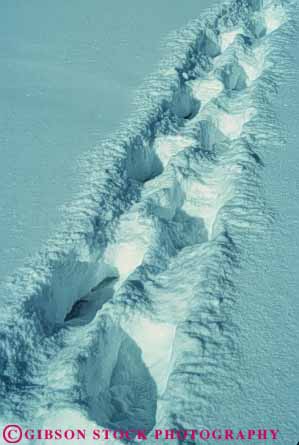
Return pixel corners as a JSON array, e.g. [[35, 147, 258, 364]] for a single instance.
[[0, 0, 296, 443]]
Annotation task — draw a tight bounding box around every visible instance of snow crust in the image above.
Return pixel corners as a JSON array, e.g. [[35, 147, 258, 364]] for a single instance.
[[0, 0, 296, 442]]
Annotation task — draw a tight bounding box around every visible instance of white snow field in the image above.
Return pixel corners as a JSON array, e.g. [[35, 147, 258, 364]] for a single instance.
[[0, 0, 222, 279], [0, 0, 299, 444]]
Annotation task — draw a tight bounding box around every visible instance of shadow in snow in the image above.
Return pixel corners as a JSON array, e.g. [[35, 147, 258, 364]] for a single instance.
[[64, 277, 118, 326], [82, 319, 157, 436]]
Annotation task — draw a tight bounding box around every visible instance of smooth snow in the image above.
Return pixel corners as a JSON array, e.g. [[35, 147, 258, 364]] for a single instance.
[[190, 78, 224, 107], [264, 2, 288, 33], [216, 108, 256, 139], [220, 29, 242, 52], [122, 316, 176, 395], [154, 135, 195, 167]]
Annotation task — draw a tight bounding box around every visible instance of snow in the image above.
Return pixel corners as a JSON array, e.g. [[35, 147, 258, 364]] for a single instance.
[[239, 44, 267, 84], [216, 108, 256, 139], [220, 29, 242, 52], [0, 0, 298, 443], [104, 210, 152, 284], [38, 410, 116, 445], [0, 0, 222, 279], [209, 40, 299, 445], [122, 316, 176, 395], [264, 2, 288, 33], [182, 162, 237, 237], [154, 135, 194, 167], [190, 78, 224, 107]]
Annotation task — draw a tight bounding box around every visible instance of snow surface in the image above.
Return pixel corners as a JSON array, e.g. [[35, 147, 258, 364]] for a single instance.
[[0, 0, 298, 444], [209, 25, 299, 445], [0, 0, 222, 279]]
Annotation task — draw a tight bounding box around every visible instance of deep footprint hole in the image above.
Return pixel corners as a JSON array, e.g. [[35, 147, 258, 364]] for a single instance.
[[64, 276, 118, 325], [171, 87, 201, 120]]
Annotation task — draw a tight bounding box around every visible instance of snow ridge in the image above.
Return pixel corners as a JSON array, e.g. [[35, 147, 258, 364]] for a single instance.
[[0, 0, 296, 441]]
